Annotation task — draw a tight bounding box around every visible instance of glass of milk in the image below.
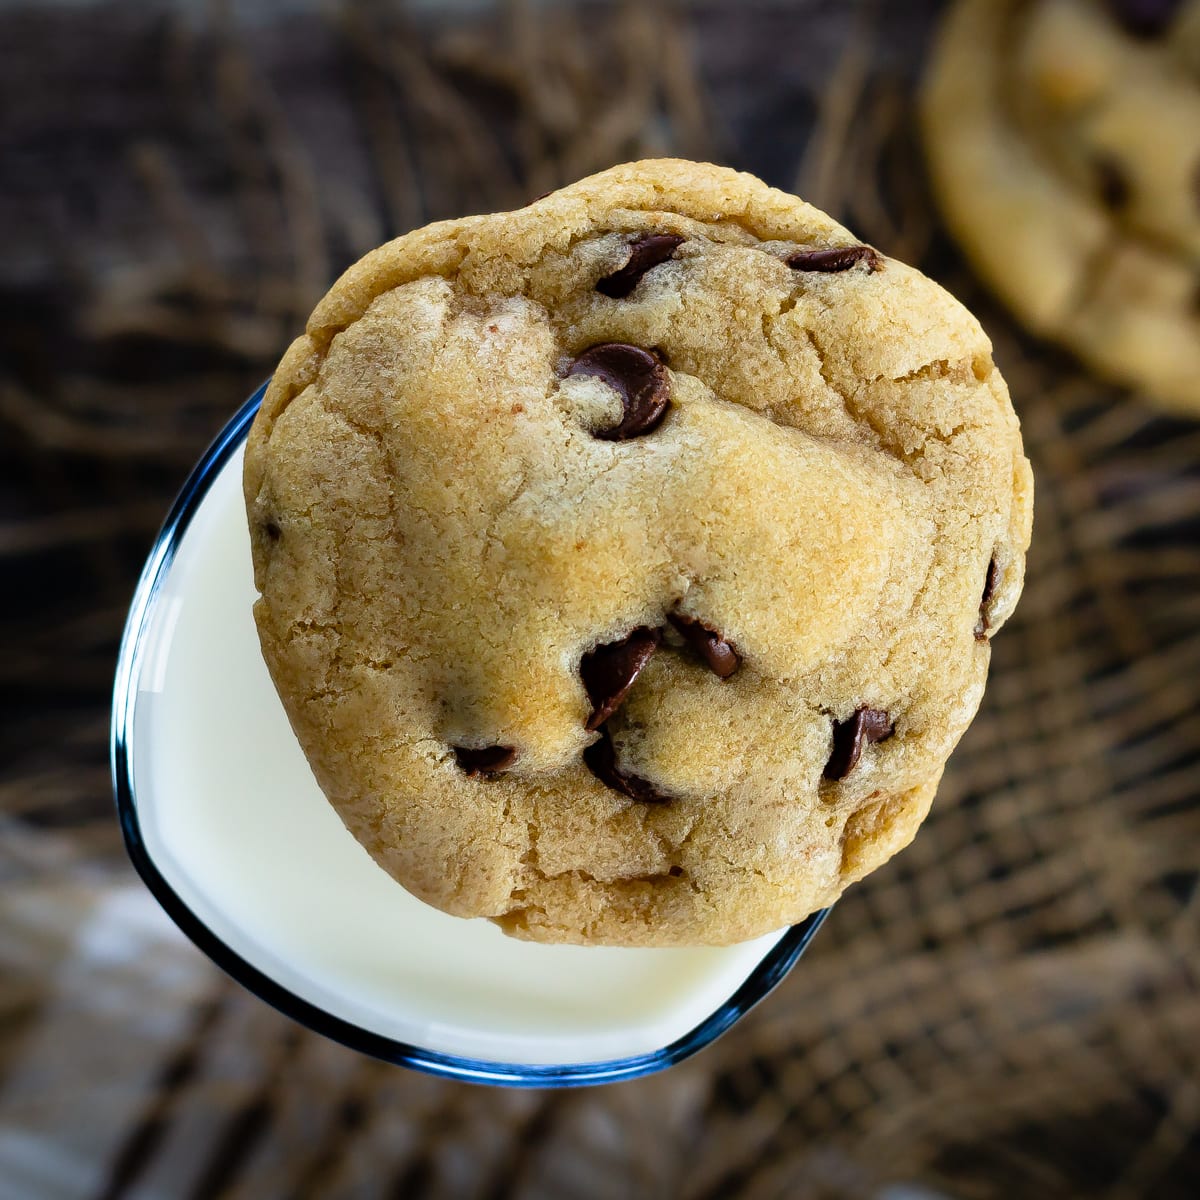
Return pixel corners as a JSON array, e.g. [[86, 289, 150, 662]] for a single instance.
[[111, 383, 829, 1087]]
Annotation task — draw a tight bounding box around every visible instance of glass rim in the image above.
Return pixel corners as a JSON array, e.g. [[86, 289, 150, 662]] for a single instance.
[[110, 381, 831, 1088]]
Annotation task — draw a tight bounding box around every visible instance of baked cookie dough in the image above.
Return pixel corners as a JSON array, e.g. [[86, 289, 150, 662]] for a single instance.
[[921, 0, 1200, 415], [244, 159, 1032, 946]]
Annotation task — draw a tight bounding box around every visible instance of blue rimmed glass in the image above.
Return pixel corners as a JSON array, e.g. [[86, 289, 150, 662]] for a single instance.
[[111, 383, 830, 1088]]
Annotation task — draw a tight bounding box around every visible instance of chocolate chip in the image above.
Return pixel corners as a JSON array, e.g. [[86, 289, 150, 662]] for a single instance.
[[583, 727, 671, 803], [975, 556, 1000, 641], [596, 233, 685, 298], [566, 343, 671, 440], [668, 612, 741, 678], [823, 707, 894, 781], [1105, 0, 1182, 36], [786, 245, 882, 273], [1095, 156, 1131, 211], [454, 745, 517, 777], [581, 627, 661, 730], [263, 520, 281, 542]]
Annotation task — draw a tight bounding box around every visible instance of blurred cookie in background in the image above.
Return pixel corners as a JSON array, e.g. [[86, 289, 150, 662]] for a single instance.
[[921, 0, 1200, 415]]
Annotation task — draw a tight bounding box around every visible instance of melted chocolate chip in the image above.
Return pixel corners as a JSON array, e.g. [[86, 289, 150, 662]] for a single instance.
[[566, 343, 671, 440], [668, 612, 741, 678], [1106, 0, 1182, 36], [786, 245, 882, 273], [975, 557, 1000, 641], [583, 727, 671, 803], [454, 745, 517, 777], [1095, 156, 1131, 211], [823, 708, 894, 781], [597, 233, 685, 298], [581, 627, 661, 730], [263, 520, 281, 542]]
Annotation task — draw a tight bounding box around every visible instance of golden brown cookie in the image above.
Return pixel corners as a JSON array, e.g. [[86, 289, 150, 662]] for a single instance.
[[921, 0, 1200, 415], [244, 159, 1032, 946]]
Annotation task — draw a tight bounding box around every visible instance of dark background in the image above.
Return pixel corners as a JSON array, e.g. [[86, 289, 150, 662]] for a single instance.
[[1, 2, 1198, 1198]]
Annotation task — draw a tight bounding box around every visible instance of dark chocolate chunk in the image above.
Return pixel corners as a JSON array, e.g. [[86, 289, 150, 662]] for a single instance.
[[597, 233, 685, 298], [583, 727, 671, 803], [566, 343, 671, 440], [823, 707, 894, 781], [1095, 156, 1131, 211], [975, 557, 1000, 641], [668, 612, 741, 678], [263, 520, 281, 542], [786, 245, 882, 273], [581, 627, 661, 730], [454, 745, 517, 777], [1105, 0, 1182, 36]]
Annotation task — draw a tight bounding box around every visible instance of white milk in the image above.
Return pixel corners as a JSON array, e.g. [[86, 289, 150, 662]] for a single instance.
[[129, 445, 788, 1066]]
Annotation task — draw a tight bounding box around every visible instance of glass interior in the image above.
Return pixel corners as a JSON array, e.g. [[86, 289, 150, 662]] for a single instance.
[[124, 430, 792, 1068]]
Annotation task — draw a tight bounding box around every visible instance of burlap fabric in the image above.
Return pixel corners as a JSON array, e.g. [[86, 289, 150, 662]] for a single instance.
[[1, 2, 1197, 1197]]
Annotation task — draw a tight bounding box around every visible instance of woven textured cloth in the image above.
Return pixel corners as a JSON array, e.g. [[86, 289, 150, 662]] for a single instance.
[[1, 2, 1197, 1197]]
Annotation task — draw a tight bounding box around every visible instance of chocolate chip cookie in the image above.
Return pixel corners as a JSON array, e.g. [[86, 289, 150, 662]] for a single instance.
[[922, 0, 1200, 415], [244, 159, 1032, 947]]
